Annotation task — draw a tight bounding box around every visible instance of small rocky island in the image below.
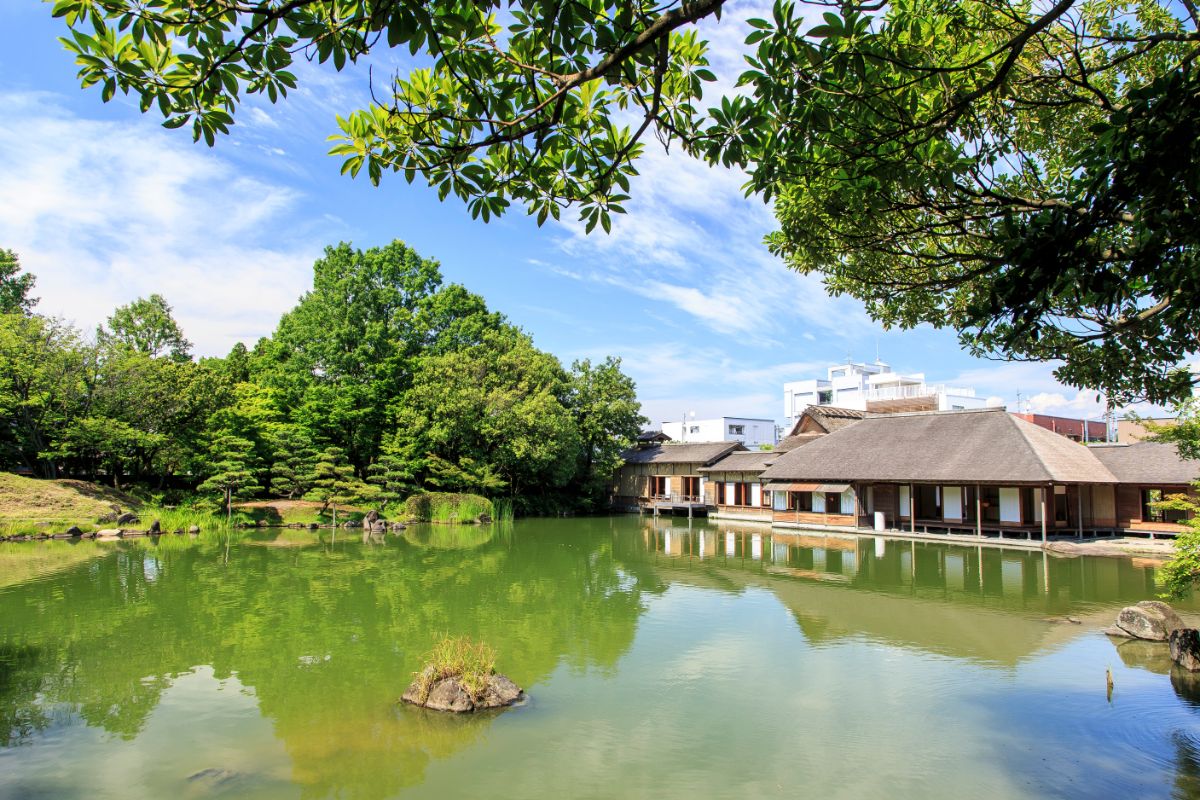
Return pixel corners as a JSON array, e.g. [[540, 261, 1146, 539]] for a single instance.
[[401, 636, 524, 713]]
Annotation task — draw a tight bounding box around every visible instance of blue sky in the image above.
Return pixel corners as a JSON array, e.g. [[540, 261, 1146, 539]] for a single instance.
[[0, 2, 1149, 427]]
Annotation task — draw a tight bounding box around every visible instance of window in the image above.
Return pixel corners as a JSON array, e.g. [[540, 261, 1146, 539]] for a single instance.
[[728, 424, 745, 435], [649, 476, 667, 497], [793, 492, 813, 512], [818, 390, 833, 404], [831, 369, 846, 378], [689, 425, 700, 434], [1142, 488, 1190, 523], [680, 476, 700, 500]]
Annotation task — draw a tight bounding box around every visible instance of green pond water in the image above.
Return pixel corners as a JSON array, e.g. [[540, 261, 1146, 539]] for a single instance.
[[1, 516, 1199, 799]]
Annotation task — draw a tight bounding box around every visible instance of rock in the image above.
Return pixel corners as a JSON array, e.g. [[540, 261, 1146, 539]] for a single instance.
[[116, 512, 139, 525], [1115, 602, 1182, 641], [95, 528, 121, 539], [173, 528, 184, 535], [1137, 601, 1186, 634], [188, 525, 201, 534], [478, 513, 493, 524], [479, 674, 523, 708], [401, 670, 524, 713], [307, 523, 319, 530], [80, 530, 96, 539], [257, 519, 269, 527], [391, 522, 406, 531], [344, 521, 357, 529], [1170, 629, 1200, 672], [148, 519, 161, 534], [370, 521, 387, 533], [365, 509, 380, 525], [65, 525, 82, 537]]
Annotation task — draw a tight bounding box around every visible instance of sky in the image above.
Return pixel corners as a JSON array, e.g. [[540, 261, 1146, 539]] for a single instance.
[[0, 1, 1158, 429]]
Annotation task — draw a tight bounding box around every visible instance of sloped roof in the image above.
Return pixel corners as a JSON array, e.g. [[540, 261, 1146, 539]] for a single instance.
[[621, 441, 743, 466], [760, 408, 1117, 484], [1090, 442, 1200, 485], [636, 430, 672, 444], [789, 406, 870, 435], [776, 432, 825, 452], [699, 451, 778, 473]]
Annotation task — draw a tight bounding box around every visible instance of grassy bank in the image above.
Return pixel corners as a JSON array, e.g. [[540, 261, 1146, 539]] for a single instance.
[[0, 472, 140, 529]]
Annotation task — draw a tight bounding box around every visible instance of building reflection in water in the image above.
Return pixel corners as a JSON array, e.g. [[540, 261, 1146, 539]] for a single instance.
[[639, 518, 1172, 609]]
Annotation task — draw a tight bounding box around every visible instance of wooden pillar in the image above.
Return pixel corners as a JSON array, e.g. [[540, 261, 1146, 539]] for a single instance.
[[1076, 487, 1083, 538], [975, 484, 982, 537], [1041, 486, 1048, 544], [910, 483, 916, 534]]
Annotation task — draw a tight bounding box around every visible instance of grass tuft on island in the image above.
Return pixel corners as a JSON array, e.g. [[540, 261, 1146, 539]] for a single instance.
[[404, 492, 496, 524], [413, 635, 497, 702]]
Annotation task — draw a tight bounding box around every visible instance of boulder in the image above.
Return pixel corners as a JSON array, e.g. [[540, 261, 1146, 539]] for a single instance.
[[148, 519, 161, 534], [307, 523, 320, 530], [364, 509, 380, 526], [391, 522, 406, 531], [65, 525, 83, 537], [173, 528, 184, 535], [401, 669, 524, 713], [1114, 601, 1185, 641], [188, 525, 201, 534], [1170, 629, 1200, 672], [95, 528, 121, 539], [116, 512, 139, 525]]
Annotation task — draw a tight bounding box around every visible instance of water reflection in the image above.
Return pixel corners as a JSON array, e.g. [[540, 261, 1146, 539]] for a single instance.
[[0, 518, 1197, 800], [633, 519, 1177, 613]]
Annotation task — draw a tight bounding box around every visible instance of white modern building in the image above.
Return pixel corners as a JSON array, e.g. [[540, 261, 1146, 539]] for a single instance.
[[783, 361, 988, 427], [661, 416, 778, 448]]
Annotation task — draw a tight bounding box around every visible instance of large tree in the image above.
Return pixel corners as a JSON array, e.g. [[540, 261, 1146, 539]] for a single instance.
[[0, 249, 37, 315], [51, 0, 1200, 403]]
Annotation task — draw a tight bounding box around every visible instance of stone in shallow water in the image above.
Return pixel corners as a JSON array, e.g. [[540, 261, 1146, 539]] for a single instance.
[[401, 669, 524, 713], [1170, 629, 1200, 672], [1114, 601, 1185, 641]]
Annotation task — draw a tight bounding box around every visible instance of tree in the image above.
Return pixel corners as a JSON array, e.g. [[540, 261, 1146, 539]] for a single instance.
[[0, 249, 37, 314], [387, 325, 580, 511], [1143, 402, 1200, 598], [565, 357, 646, 510], [0, 314, 91, 477], [53, 1, 1200, 403], [97, 294, 192, 361], [197, 433, 263, 522], [303, 445, 375, 528]]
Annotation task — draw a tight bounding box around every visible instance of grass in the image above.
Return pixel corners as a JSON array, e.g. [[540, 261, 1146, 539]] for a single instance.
[[0, 472, 140, 524], [234, 499, 368, 526], [403, 492, 495, 524], [413, 635, 497, 702]]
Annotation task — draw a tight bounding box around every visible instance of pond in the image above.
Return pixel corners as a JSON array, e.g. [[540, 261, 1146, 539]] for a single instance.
[[0, 516, 1197, 799]]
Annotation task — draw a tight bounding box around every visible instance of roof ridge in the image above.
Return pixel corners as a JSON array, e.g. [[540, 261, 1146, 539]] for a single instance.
[[1008, 414, 1118, 482]]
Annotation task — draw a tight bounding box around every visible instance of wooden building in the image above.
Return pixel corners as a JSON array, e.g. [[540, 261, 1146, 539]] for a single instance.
[[757, 408, 1196, 540], [613, 441, 744, 513], [699, 451, 779, 521], [1091, 442, 1199, 535]]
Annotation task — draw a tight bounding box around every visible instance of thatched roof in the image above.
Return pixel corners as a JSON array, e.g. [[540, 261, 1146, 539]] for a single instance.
[[1090, 442, 1200, 485], [760, 408, 1117, 485], [621, 441, 744, 466], [789, 406, 870, 435], [776, 432, 825, 452], [699, 451, 778, 473], [636, 430, 672, 444]]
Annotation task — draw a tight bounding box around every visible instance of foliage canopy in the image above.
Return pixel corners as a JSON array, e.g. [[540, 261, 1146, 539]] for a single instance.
[[50, 0, 1200, 403]]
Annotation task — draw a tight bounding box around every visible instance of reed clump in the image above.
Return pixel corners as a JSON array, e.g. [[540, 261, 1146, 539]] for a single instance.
[[413, 635, 497, 702], [403, 492, 495, 524]]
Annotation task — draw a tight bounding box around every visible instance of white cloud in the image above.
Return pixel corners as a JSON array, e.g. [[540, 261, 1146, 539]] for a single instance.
[[0, 91, 335, 355]]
